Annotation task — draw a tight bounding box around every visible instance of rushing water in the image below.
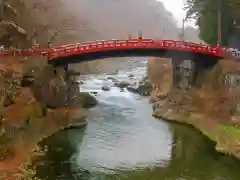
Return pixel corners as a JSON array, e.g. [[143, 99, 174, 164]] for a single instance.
[[33, 58, 240, 180]]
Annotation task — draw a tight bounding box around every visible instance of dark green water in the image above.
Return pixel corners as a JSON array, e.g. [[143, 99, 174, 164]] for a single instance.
[[32, 66, 240, 180]]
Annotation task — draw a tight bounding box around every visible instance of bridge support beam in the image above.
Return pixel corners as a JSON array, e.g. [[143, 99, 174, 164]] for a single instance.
[[172, 58, 183, 88]]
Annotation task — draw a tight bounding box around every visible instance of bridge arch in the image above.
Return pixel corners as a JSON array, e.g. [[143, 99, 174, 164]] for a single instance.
[[0, 37, 234, 89], [45, 38, 221, 67], [42, 38, 222, 88]]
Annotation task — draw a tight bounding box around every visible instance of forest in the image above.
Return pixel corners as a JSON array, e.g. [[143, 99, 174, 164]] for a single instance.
[[185, 0, 240, 46]]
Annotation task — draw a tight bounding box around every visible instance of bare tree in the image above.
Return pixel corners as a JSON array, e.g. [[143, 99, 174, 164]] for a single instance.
[[0, 0, 29, 48], [0, 0, 17, 21]]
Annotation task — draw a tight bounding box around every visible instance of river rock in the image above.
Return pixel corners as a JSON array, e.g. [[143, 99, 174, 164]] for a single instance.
[[102, 85, 111, 91], [127, 86, 150, 96], [138, 84, 151, 95], [114, 81, 130, 88], [90, 92, 99, 96], [106, 76, 117, 81]]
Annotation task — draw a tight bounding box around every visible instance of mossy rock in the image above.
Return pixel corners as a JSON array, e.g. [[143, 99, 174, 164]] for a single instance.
[[138, 81, 152, 91], [76, 92, 97, 108]]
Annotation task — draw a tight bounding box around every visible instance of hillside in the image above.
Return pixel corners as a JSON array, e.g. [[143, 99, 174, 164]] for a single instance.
[[3, 0, 201, 72], [6, 0, 201, 45]]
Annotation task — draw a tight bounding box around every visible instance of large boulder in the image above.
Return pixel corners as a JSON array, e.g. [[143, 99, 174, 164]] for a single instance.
[[127, 79, 152, 96], [31, 65, 70, 109], [75, 92, 97, 108], [138, 80, 152, 95]]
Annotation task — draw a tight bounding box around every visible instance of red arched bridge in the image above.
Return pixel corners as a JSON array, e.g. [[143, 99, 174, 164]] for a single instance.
[[0, 36, 236, 88], [0, 36, 232, 66]]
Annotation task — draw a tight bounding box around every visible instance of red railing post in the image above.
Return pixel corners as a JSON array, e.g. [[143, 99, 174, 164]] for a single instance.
[[173, 41, 176, 49]]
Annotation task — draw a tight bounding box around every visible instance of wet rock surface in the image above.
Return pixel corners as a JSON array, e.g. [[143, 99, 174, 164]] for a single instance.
[[114, 81, 130, 88], [112, 76, 152, 96], [127, 79, 152, 96], [102, 85, 111, 91]]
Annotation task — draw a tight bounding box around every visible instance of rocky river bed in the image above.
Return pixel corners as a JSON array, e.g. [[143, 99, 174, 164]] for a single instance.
[[28, 58, 240, 180]]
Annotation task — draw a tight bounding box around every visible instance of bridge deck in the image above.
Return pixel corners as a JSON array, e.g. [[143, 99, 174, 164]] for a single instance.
[[0, 37, 232, 62]]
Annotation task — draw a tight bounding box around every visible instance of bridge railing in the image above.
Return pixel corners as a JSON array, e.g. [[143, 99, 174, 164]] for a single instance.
[[0, 37, 232, 59], [47, 39, 222, 59], [55, 40, 217, 54]]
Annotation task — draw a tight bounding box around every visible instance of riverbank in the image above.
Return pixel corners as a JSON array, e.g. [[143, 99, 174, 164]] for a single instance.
[[148, 57, 240, 160], [1, 108, 87, 179], [0, 57, 98, 179], [24, 68, 240, 180], [152, 107, 240, 159]]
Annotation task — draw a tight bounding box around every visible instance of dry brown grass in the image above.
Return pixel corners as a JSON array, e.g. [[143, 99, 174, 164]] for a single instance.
[[187, 59, 240, 124], [148, 57, 172, 94], [149, 56, 240, 125], [150, 57, 240, 158], [189, 86, 240, 123]]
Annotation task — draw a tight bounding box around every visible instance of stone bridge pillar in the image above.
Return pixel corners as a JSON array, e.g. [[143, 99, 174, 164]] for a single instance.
[[172, 55, 219, 89], [53, 64, 72, 107], [172, 58, 196, 89]]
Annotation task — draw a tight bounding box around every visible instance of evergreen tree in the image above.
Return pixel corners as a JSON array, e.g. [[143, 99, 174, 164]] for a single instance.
[[185, 0, 235, 46]]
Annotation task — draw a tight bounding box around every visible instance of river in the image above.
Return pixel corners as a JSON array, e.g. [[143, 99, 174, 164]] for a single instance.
[[32, 58, 240, 180]]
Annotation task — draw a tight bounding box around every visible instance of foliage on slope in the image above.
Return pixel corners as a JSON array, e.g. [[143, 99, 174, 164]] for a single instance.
[[184, 0, 239, 46]]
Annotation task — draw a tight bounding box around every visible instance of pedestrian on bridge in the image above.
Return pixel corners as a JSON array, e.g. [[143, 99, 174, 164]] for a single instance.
[[0, 45, 5, 52]]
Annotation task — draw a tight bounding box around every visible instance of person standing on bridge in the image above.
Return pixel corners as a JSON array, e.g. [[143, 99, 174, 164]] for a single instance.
[[0, 45, 5, 52], [128, 34, 133, 40], [138, 30, 143, 40], [48, 40, 52, 48]]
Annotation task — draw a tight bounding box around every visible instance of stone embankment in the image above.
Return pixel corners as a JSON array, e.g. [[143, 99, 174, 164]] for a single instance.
[[0, 57, 97, 179], [148, 57, 240, 160]]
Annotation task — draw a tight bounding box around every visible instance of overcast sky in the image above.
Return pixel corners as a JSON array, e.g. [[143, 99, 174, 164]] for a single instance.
[[157, 0, 196, 27]]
